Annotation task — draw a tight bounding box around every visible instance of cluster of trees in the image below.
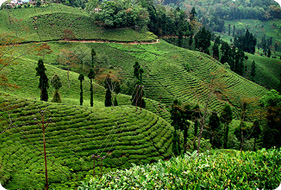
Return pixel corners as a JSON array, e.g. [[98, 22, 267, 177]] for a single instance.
[[86, 0, 149, 30], [258, 35, 274, 57], [170, 89, 281, 155], [220, 41, 248, 76], [194, 26, 211, 54], [234, 29, 257, 54], [173, 0, 281, 24], [170, 101, 235, 155], [142, 3, 192, 38], [36, 59, 62, 103]]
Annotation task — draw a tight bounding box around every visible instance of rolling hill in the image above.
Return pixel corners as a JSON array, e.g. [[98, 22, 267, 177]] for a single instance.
[[0, 93, 174, 189]]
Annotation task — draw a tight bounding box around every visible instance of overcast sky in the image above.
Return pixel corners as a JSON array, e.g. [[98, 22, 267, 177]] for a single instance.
[[0, 0, 280, 11]]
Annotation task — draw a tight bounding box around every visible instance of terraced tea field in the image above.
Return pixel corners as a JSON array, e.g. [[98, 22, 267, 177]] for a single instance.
[[102, 41, 268, 117], [0, 93, 173, 189]]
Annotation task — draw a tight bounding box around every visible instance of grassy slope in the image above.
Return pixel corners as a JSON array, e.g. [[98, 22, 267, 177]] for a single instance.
[[244, 53, 281, 90], [215, 18, 281, 90], [0, 93, 174, 189], [0, 4, 157, 42], [2, 40, 267, 117], [219, 19, 281, 52], [95, 40, 267, 116]]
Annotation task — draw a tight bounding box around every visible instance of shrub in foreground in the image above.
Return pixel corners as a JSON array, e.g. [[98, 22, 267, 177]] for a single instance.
[[78, 149, 281, 189]]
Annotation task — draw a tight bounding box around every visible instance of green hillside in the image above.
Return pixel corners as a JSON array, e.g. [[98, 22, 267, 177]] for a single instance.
[[0, 4, 157, 42], [0, 93, 174, 189], [0, 2, 276, 189], [244, 53, 281, 90]]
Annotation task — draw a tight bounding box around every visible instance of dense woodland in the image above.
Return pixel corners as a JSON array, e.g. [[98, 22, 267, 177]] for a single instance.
[[0, 0, 281, 189]]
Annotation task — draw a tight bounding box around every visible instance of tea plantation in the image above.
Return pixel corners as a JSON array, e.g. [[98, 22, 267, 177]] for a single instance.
[[0, 93, 174, 189], [79, 149, 281, 189], [0, 3, 279, 189]]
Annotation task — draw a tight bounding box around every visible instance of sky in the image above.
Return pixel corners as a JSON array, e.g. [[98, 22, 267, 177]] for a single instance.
[[0, 0, 281, 6]]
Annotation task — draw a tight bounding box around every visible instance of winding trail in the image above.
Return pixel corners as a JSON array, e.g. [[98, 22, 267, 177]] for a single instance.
[[3, 39, 160, 46], [62, 39, 160, 45]]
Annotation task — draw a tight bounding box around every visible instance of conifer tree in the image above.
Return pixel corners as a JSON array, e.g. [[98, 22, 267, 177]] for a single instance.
[[50, 74, 62, 103], [88, 68, 95, 107], [212, 36, 220, 59], [195, 26, 211, 54], [78, 73, 84, 105], [104, 75, 112, 107], [131, 61, 145, 108], [36, 59, 49, 101]]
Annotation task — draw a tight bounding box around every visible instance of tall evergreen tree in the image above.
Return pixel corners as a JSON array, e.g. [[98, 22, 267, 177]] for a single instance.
[[104, 75, 113, 107], [212, 36, 220, 59], [36, 59, 49, 101], [78, 73, 84, 105], [220, 41, 231, 65], [234, 48, 246, 76], [234, 29, 256, 54], [190, 7, 196, 22], [131, 61, 145, 108], [88, 68, 95, 107], [221, 104, 233, 149], [194, 26, 211, 54]]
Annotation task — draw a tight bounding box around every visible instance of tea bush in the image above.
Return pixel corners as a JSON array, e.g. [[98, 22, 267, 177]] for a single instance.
[[79, 149, 281, 190]]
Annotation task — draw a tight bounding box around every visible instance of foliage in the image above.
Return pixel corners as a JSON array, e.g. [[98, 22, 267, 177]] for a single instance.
[[221, 104, 233, 149], [194, 26, 211, 54], [170, 100, 191, 155], [78, 73, 85, 105], [93, 0, 149, 30], [207, 112, 221, 148], [88, 68, 95, 107], [79, 149, 281, 190], [105, 88, 112, 107], [131, 61, 145, 108], [51, 74, 62, 90], [57, 49, 79, 88], [260, 89, 281, 148], [35, 59, 49, 101], [234, 29, 257, 54], [51, 74, 62, 103]]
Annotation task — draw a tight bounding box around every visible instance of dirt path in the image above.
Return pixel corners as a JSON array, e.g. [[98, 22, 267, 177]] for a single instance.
[[3, 39, 160, 46], [63, 39, 160, 45]]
